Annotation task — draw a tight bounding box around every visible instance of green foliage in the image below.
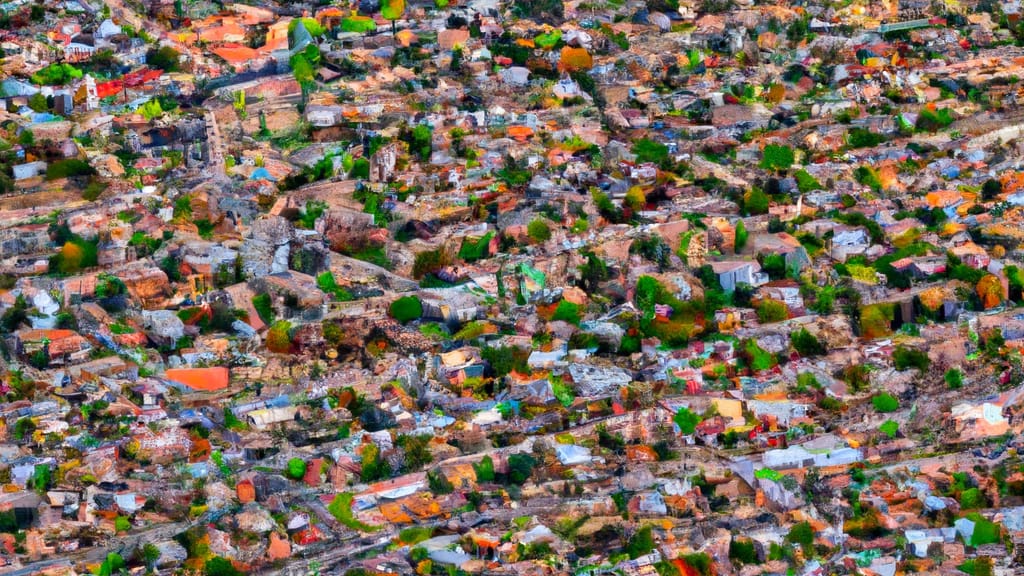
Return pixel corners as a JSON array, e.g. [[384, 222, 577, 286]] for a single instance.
[[139, 98, 163, 121], [872, 393, 899, 413], [626, 525, 655, 559], [733, 220, 747, 252], [204, 556, 244, 576], [854, 165, 883, 191], [94, 553, 125, 576], [507, 453, 536, 485], [286, 458, 307, 480], [893, 346, 929, 371], [146, 46, 181, 71], [317, 272, 354, 301], [791, 328, 825, 356], [756, 298, 788, 323], [846, 127, 885, 148], [879, 420, 898, 439], [360, 443, 391, 483], [743, 187, 770, 215], [474, 455, 495, 482], [266, 321, 292, 353], [427, 468, 453, 495], [945, 368, 963, 389], [728, 538, 758, 565], [632, 138, 669, 166], [458, 232, 494, 262], [252, 293, 274, 325], [960, 487, 987, 509], [389, 296, 423, 323], [114, 516, 131, 532], [673, 407, 700, 435], [341, 16, 377, 33], [31, 63, 83, 85], [527, 218, 552, 243], [965, 513, 1001, 546], [223, 407, 246, 432], [760, 144, 794, 171], [46, 159, 96, 180], [743, 339, 776, 371], [785, 521, 814, 552], [551, 300, 581, 325], [916, 107, 954, 132]]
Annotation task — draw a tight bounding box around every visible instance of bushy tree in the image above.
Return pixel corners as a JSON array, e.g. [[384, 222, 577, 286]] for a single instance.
[[506, 453, 536, 485], [743, 188, 770, 215], [945, 368, 963, 389], [756, 298, 788, 323], [734, 220, 748, 252], [551, 300, 581, 325], [760, 144, 794, 171], [791, 328, 825, 356], [872, 393, 899, 413], [673, 407, 700, 435], [266, 321, 292, 353], [389, 296, 422, 323], [527, 219, 551, 243], [286, 458, 307, 480], [474, 455, 495, 482], [625, 525, 655, 559]]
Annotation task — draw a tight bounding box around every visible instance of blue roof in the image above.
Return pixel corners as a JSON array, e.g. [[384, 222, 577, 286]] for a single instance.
[[250, 167, 276, 181]]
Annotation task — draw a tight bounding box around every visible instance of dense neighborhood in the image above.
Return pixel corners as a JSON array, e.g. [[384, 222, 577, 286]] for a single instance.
[[2, 0, 1024, 575]]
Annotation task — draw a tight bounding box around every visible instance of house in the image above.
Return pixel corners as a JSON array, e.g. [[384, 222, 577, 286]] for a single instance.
[[15, 329, 92, 364], [709, 260, 768, 292], [305, 105, 343, 128], [12, 161, 47, 181], [501, 67, 530, 86], [750, 233, 810, 273], [762, 445, 862, 469]]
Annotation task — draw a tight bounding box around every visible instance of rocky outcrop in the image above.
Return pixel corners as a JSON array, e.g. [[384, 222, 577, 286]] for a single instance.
[[118, 266, 172, 309]]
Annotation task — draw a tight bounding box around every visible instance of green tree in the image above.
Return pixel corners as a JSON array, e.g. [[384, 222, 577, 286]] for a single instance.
[[146, 46, 181, 71], [892, 346, 929, 372], [673, 407, 700, 435], [381, 0, 405, 41], [506, 453, 536, 485], [785, 521, 814, 552], [631, 138, 669, 166], [141, 543, 161, 567], [578, 251, 608, 292], [389, 296, 422, 323], [981, 178, 1002, 201], [944, 368, 963, 389], [756, 298, 788, 323], [204, 556, 244, 576], [729, 538, 758, 565], [879, 420, 899, 439], [872, 393, 899, 413], [361, 443, 391, 482], [474, 455, 495, 482], [733, 220, 747, 252], [743, 188, 770, 215], [791, 328, 824, 357], [286, 458, 307, 480], [551, 300, 581, 325], [626, 525, 655, 559], [760, 144, 794, 171], [266, 321, 292, 353], [527, 218, 552, 243]]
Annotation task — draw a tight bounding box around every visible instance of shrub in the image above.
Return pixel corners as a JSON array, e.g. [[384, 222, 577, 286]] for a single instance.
[[286, 458, 306, 480], [266, 321, 292, 353], [966, 513, 1001, 546], [527, 218, 552, 243], [46, 159, 96, 180], [252, 294, 274, 325], [626, 525, 655, 559], [791, 328, 825, 357], [734, 220, 747, 252], [507, 453, 536, 485], [729, 538, 758, 565], [893, 346, 929, 372], [879, 420, 898, 439], [743, 187, 770, 215], [389, 296, 423, 323], [551, 300, 581, 325], [960, 487, 986, 510], [785, 521, 814, 552], [631, 138, 669, 165], [760, 144, 794, 171], [872, 393, 899, 413], [756, 298, 788, 323], [115, 516, 131, 532], [474, 455, 495, 482], [945, 368, 963, 389], [328, 493, 381, 532], [412, 248, 448, 279]]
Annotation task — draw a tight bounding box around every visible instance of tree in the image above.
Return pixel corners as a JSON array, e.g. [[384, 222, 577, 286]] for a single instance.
[[389, 296, 422, 323], [381, 0, 405, 41], [872, 393, 899, 413], [632, 139, 670, 167], [791, 328, 825, 357], [427, 468, 453, 495], [559, 46, 593, 71], [506, 453, 536, 485], [146, 46, 181, 71], [286, 458, 307, 480], [879, 420, 899, 439], [361, 443, 391, 482], [945, 368, 963, 389], [28, 93, 48, 113], [756, 298, 788, 323], [625, 186, 646, 212], [17, 130, 34, 147], [141, 543, 161, 567], [893, 346, 929, 371], [266, 321, 292, 353], [785, 521, 814, 552], [733, 220, 747, 252], [551, 300, 581, 325], [977, 274, 1004, 310], [729, 538, 758, 565], [626, 525, 655, 559], [474, 455, 495, 482], [58, 241, 85, 275], [527, 219, 551, 244], [205, 556, 244, 576], [578, 252, 609, 292], [981, 178, 1002, 201], [673, 407, 700, 435], [743, 188, 770, 215], [760, 144, 794, 171], [95, 553, 125, 576]]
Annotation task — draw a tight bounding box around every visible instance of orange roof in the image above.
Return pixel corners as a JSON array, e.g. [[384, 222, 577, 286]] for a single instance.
[[165, 367, 229, 391], [213, 44, 258, 64], [925, 190, 962, 208]]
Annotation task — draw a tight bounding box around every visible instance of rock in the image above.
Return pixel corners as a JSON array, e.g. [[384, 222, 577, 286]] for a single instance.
[[267, 532, 291, 561], [142, 310, 185, 346], [236, 506, 276, 533], [118, 266, 171, 309], [155, 540, 188, 567]]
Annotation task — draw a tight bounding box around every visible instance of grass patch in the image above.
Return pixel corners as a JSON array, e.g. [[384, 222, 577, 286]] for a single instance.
[[328, 493, 382, 533]]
